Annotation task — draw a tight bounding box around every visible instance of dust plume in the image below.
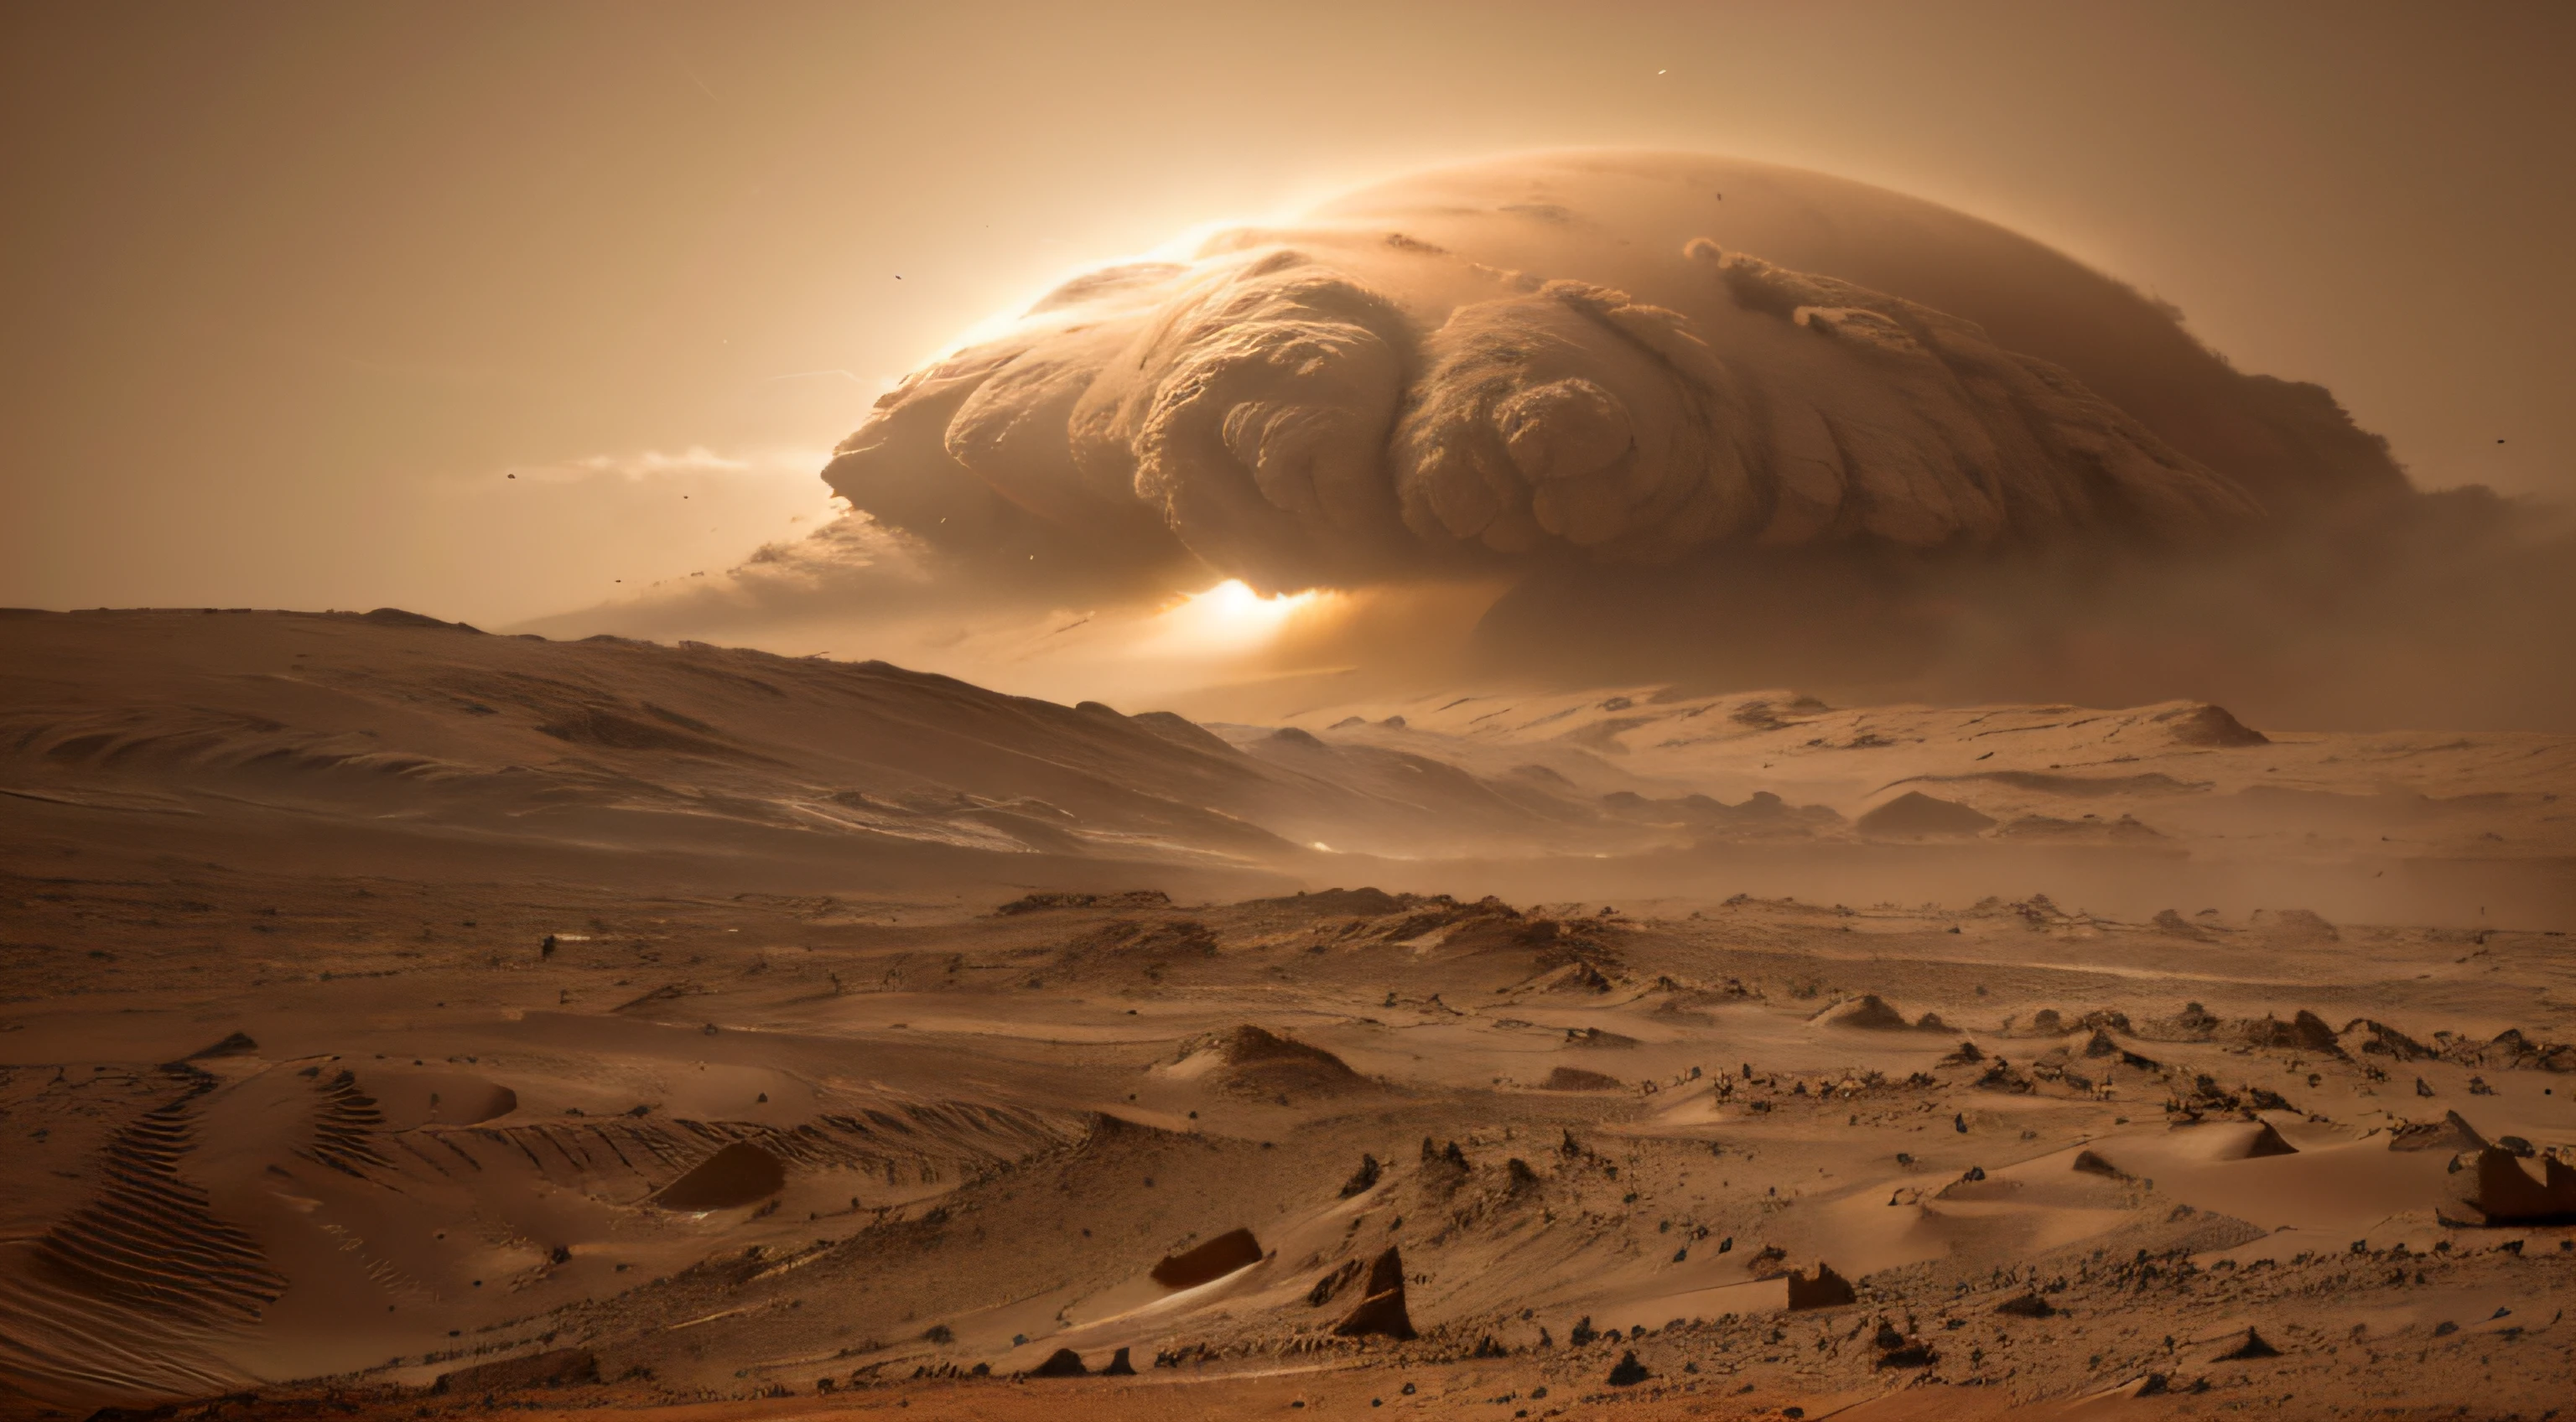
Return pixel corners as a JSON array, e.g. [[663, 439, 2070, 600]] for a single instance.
[[569, 150, 2569, 729]]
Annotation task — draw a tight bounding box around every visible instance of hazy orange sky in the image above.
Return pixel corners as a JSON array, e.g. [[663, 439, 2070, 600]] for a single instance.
[[3, 1, 2570, 629]]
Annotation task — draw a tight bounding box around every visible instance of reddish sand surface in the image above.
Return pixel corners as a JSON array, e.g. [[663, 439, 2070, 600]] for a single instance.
[[3, 611, 2571, 1419]]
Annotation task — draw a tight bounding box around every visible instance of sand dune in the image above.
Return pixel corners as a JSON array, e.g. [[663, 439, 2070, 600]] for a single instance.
[[3, 611, 2573, 1417], [4, 869, 2569, 1414], [8, 610, 2568, 928]]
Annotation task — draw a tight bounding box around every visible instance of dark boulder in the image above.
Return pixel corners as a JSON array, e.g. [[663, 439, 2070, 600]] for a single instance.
[[1332, 1246, 1416, 1340]]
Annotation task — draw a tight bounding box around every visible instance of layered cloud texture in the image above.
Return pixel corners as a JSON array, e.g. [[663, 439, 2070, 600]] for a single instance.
[[823, 152, 2397, 593], [569, 152, 2565, 732]]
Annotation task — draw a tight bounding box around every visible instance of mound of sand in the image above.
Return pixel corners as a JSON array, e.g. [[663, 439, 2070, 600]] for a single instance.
[[1148, 1227, 1265, 1290], [2159, 704, 2270, 748], [361, 1071, 518, 1129], [1857, 792, 1997, 838], [1176, 1025, 1366, 1098], [2240, 1123, 2299, 1158], [1816, 994, 1927, 1030], [1541, 1066, 1625, 1092], [652, 1142, 786, 1211], [2148, 1120, 2299, 1161]]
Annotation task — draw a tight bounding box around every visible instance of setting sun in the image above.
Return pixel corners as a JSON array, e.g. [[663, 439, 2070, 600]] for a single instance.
[[1150, 578, 1330, 652]]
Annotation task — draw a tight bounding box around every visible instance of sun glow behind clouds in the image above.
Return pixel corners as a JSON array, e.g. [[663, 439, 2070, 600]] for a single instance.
[[1148, 579, 1332, 654]]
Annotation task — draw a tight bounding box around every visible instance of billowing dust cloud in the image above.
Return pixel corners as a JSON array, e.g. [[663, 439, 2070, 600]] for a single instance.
[[613, 151, 2573, 729], [830, 150, 2309, 584]]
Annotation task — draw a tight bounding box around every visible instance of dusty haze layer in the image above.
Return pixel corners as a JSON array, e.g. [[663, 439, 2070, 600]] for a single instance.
[[564, 151, 2571, 733]]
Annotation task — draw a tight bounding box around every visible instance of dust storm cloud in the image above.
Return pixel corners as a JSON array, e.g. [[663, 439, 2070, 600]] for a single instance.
[[8, 3, 2574, 646], [608, 152, 2571, 730]]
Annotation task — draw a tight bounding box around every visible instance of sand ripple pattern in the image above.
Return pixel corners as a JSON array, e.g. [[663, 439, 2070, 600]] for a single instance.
[[301, 1068, 395, 1178], [0, 1070, 282, 1407], [385, 1100, 1079, 1198]]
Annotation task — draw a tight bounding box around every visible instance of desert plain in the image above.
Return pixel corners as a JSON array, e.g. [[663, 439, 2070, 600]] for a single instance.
[[0, 607, 2568, 1420]]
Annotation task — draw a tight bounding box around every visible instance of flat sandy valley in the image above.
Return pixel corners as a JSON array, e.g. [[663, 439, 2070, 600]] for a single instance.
[[3, 610, 2572, 1420]]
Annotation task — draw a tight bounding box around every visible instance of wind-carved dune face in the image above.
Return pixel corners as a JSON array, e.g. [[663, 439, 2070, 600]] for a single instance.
[[824, 152, 2394, 594]]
